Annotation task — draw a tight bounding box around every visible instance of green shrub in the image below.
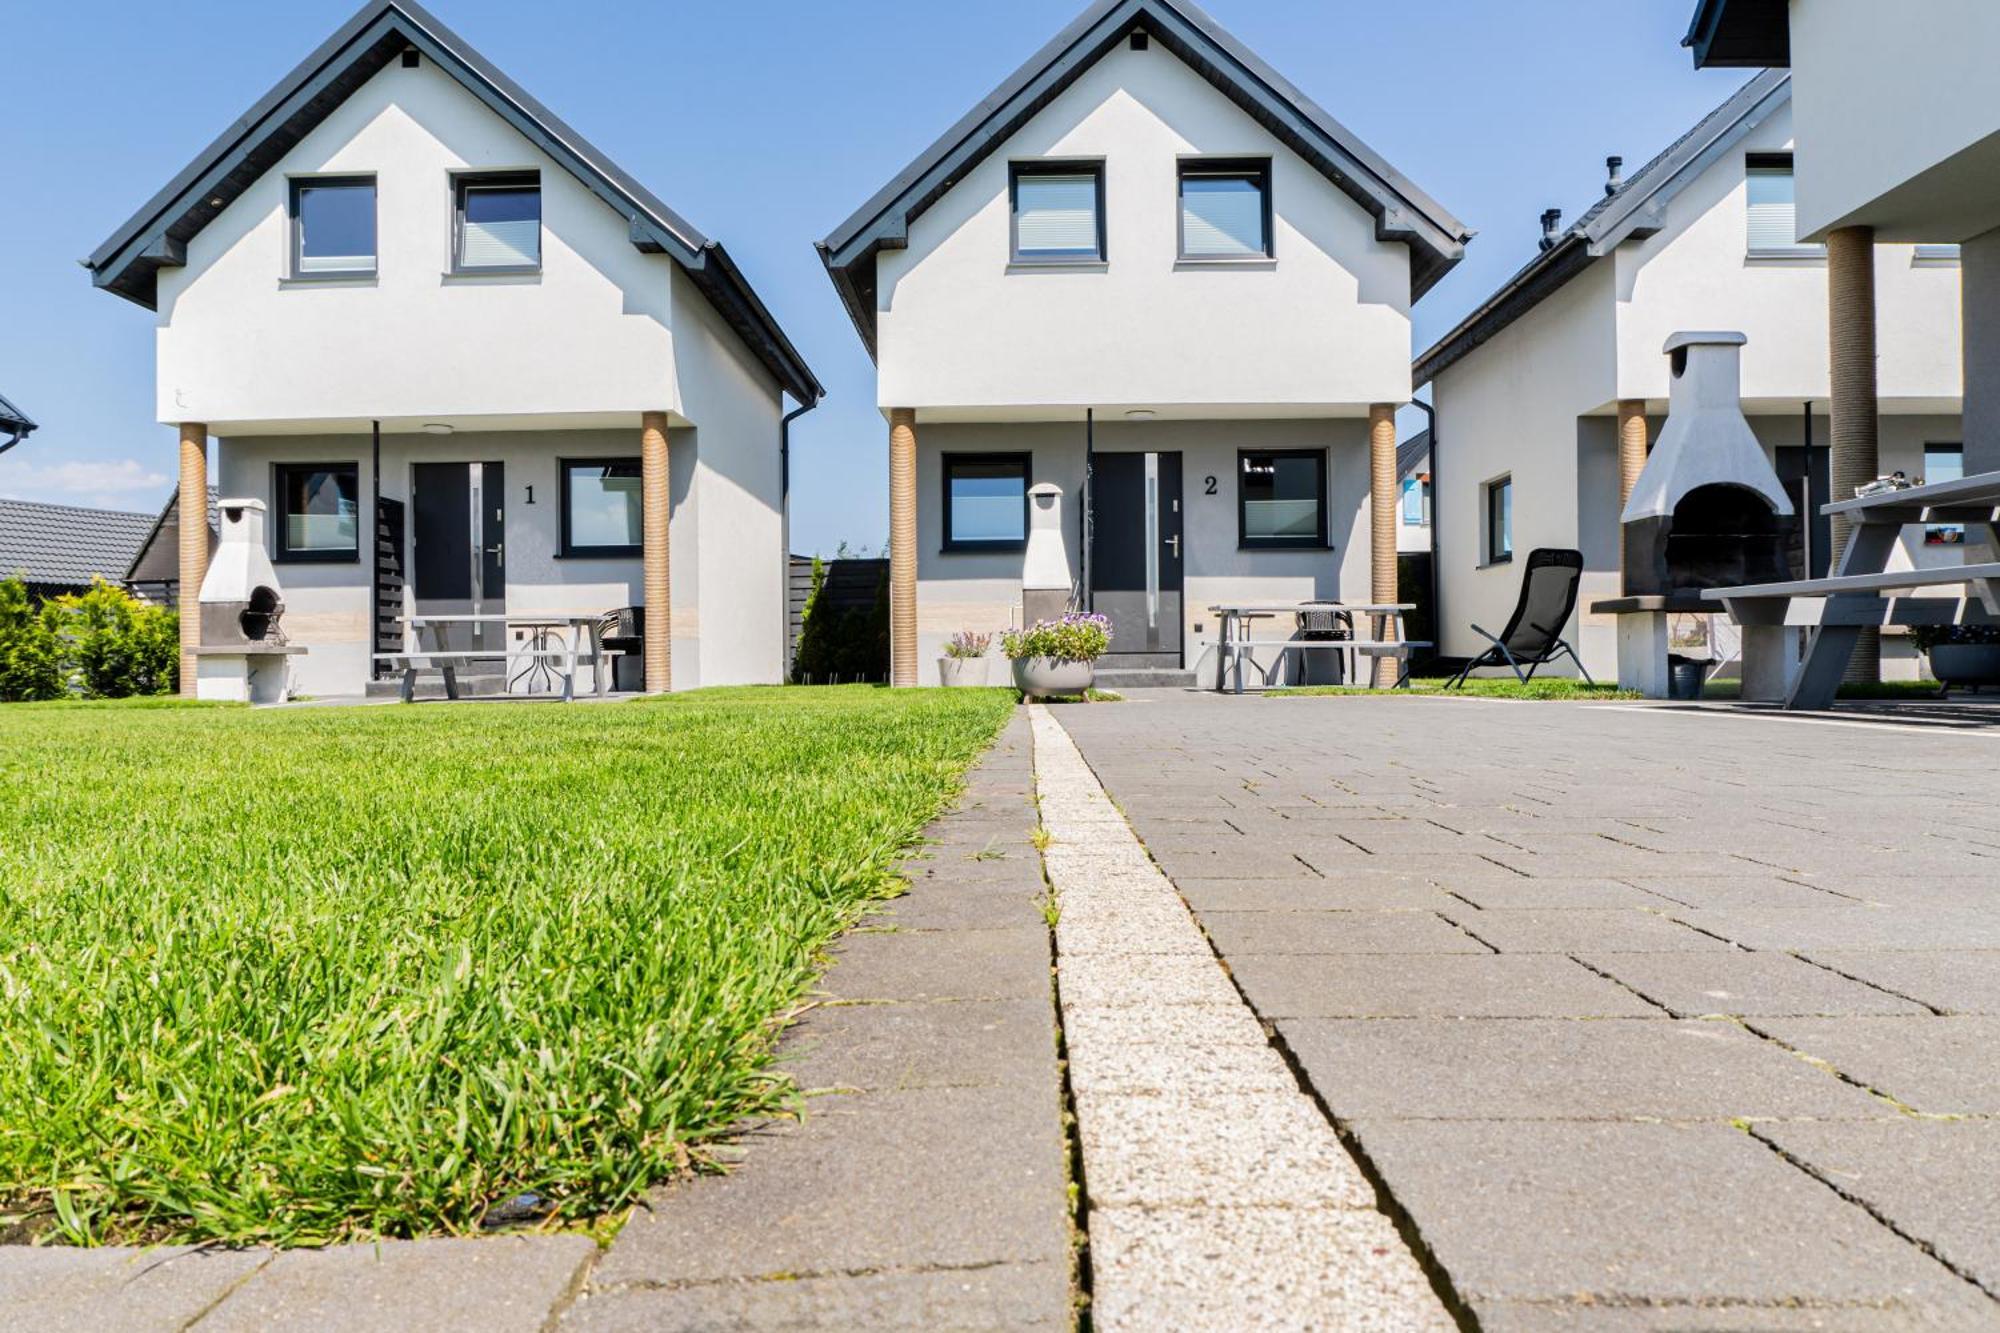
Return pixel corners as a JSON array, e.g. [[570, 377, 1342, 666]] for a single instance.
[[37, 579, 179, 699], [1910, 622, 2000, 653], [0, 578, 63, 702]]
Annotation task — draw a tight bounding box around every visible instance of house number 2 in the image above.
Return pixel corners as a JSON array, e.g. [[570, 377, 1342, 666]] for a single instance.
[[1204, 475, 1218, 496]]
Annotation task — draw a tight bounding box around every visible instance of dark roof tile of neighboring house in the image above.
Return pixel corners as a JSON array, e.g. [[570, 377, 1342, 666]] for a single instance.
[[817, 0, 1473, 357], [125, 487, 220, 585], [1413, 70, 1790, 389], [83, 0, 822, 405], [0, 498, 157, 589], [1397, 430, 1430, 482]]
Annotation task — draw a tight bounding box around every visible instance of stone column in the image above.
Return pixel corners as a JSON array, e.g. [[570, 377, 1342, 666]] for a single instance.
[[1828, 226, 1880, 681], [889, 408, 918, 688], [1616, 400, 1648, 506], [642, 411, 671, 694], [177, 423, 208, 698], [1369, 404, 1399, 687]]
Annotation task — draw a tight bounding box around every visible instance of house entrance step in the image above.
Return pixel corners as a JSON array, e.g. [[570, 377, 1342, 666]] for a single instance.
[[1094, 668, 1198, 690], [362, 671, 509, 700]]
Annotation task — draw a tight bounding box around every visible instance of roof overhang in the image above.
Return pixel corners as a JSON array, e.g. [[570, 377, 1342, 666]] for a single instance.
[[83, 0, 822, 405], [1684, 0, 1791, 69], [0, 391, 36, 457], [816, 0, 1472, 359]]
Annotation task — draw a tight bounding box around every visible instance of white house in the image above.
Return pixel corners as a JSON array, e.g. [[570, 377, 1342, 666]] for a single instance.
[[86, 0, 821, 699], [817, 0, 1469, 687], [1415, 72, 1964, 681]]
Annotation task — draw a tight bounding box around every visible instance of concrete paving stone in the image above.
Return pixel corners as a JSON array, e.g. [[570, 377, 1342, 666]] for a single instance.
[[1057, 908, 1208, 957], [564, 1262, 1071, 1331], [1680, 908, 2000, 953], [1199, 909, 1490, 956], [898, 856, 1044, 891], [1054, 951, 1237, 1008], [1231, 953, 1660, 1019], [1438, 877, 1670, 910], [1757, 1119, 2000, 1297], [198, 1236, 596, 1333], [1478, 852, 1761, 880], [817, 927, 1048, 1003], [0, 1246, 270, 1333], [875, 884, 1044, 932], [1471, 1298, 1999, 1331], [1451, 909, 1734, 954], [1802, 877, 2000, 911], [1075, 1089, 1374, 1208], [1061, 1001, 1270, 1052], [1179, 878, 1459, 911], [1802, 950, 2000, 1015], [1066, 1035, 1300, 1096], [1581, 951, 1930, 1019], [1753, 1016, 2000, 1114], [1088, 1205, 1452, 1331], [1147, 845, 1326, 879], [1280, 1017, 1890, 1120], [1349, 1119, 1968, 1310], [780, 999, 1056, 1094], [595, 1085, 1068, 1287], [1618, 875, 1863, 910]]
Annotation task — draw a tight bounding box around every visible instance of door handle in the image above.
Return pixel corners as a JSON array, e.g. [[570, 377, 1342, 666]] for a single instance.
[[1165, 534, 1181, 558]]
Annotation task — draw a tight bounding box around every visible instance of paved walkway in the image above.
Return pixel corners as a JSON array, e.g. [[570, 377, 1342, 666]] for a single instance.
[[1053, 690, 2000, 1330]]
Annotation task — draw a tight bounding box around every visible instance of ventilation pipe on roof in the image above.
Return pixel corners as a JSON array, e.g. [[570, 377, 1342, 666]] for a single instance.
[[1538, 209, 1564, 252], [1605, 156, 1625, 196]]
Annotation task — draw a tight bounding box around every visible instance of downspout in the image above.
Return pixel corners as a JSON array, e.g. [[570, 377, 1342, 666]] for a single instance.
[[1411, 396, 1440, 666], [370, 419, 382, 680], [780, 395, 821, 679], [1082, 409, 1094, 611]]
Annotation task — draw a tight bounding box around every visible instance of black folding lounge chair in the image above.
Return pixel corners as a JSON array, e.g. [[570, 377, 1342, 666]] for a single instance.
[[1444, 548, 1593, 688]]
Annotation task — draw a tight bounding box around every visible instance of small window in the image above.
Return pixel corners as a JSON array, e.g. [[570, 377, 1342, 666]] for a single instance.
[[1180, 159, 1271, 259], [1746, 154, 1822, 258], [1925, 443, 1966, 545], [1485, 476, 1514, 564], [1402, 476, 1431, 527], [1238, 450, 1327, 549], [560, 459, 644, 557], [290, 177, 376, 277], [454, 171, 542, 272], [1010, 164, 1104, 263], [275, 463, 360, 562], [943, 454, 1031, 551]]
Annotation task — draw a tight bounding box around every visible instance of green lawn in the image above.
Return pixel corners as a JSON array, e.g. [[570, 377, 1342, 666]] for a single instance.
[[0, 687, 1014, 1246], [1272, 678, 1641, 701]]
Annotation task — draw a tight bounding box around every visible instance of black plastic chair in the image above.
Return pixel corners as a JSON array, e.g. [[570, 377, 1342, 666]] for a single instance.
[[1444, 548, 1593, 688]]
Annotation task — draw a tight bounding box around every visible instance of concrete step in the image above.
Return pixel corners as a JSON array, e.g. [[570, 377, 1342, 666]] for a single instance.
[[362, 672, 508, 700], [1094, 668, 1198, 690]]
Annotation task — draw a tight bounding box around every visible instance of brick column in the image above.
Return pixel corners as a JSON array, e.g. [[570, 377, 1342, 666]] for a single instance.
[[1828, 225, 1880, 682], [1616, 400, 1648, 506], [642, 411, 671, 694], [177, 423, 208, 698], [889, 408, 918, 688], [1369, 404, 1399, 687]]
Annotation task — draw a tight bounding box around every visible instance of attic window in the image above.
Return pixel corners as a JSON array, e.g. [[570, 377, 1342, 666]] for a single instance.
[[454, 172, 542, 273], [1180, 159, 1272, 260], [289, 176, 377, 278], [1746, 153, 1823, 260], [1010, 163, 1105, 264]]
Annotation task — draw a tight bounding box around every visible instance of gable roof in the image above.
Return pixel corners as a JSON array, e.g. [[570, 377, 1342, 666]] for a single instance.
[[816, 0, 1472, 358], [125, 487, 220, 586], [1413, 70, 1790, 390], [1397, 430, 1429, 482], [84, 0, 821, 405], [0, 391, 36, 456], [0, 498, 156, 591]]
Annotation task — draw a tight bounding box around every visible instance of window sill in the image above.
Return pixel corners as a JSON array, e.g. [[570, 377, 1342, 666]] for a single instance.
[[1745, 248, 1827, 266], [1237, 541, 1331, 553], [442, 268, 543, 284], [273, 551, 361, 565], [1479, 556, 1515, 569], [556, 548, 642, 561], [1914, 246, 1963, 267], [1006, 260, 1107, 274], [940, 543, 1027, 555], [1175, 257, 1276, 271], [279, 274, 377, 289]]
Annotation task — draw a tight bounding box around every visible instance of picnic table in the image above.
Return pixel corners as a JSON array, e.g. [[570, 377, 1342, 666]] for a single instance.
[[376, 613, 618, 703], [1209, 601, 1429, 694], [1703, 470, 2000, 708]]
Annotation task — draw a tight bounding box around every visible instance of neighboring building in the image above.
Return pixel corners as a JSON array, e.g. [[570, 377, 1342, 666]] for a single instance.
[[85, 0, 821, 698], [125, 488, 219, 606], [1414, 72, 1963, 680], [0, 392, 35, 456], [818, 0, 1469, 686], [0, 498, 155, 602], [1396, 431, 1432, 556]]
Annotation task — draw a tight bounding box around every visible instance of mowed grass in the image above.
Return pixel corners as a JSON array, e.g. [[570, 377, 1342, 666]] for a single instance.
[[0, 687, 1014, 1246], [1273, 678, 1640, 701]]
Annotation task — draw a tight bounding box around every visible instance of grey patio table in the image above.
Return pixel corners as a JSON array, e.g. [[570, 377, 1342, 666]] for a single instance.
[[1208, 601, 1428, 694], [381, 613, 615, 703]]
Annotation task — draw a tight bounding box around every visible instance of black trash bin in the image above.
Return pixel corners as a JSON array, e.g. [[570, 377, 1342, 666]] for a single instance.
[[1296, 605, 1353, 687], [1667, 654, 1712, 701]]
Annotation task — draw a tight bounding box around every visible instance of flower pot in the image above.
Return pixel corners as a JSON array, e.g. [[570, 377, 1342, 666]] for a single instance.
[[1011, 656, 1094, 698], [938, 656, 986, 687], [1928, 643, 2000, 692]]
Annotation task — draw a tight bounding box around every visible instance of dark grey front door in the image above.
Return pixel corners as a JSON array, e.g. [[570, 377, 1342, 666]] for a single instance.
[[412, 461, 506, 653], [1089, 451, 1184, 660]]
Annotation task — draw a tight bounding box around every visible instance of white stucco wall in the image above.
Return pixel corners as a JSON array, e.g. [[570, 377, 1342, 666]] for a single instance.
[[874, 41, 1414, 414], [1787, 0, 2000, 242], [156, 57, 685, 430], [911, 418, 1373, 681]]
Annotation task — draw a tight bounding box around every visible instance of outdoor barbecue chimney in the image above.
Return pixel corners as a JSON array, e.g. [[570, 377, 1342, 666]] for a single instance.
[[192, 498, 305, 703]]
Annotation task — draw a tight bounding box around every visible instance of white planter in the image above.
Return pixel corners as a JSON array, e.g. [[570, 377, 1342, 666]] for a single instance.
[[1011, 656, 1094, 698], [938, 656, 987, 687], [1929, 644, 2000, 691]]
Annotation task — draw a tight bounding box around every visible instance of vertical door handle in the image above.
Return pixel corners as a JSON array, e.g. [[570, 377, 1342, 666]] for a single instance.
[[1166, 534, 1181, 558]]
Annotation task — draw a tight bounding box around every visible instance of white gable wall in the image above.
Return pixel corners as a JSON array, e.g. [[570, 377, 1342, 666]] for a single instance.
[[875, 41, 1414, 414]]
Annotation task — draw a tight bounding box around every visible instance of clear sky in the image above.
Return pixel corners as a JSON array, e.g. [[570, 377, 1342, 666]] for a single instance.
[[0, 0, 1756, 551]]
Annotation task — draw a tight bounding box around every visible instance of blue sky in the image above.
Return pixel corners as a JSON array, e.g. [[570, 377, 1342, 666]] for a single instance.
[[0, 0, 1752, 552]]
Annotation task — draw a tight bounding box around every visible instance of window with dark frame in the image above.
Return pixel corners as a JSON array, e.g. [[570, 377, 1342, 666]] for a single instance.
[[275, 462, 360, 562], [1237, 450, 1326, 549], [289, 177, 377, 278], [1402, 476, 1431, 526], [1925, 443, 1966, 545], [943, 454, 1031, 552], [1485, 476, 1514, 564], [1179, 159, 1272, 260], [1010, 163, 1105, 263], [560, 459, 644, 558], [454, 171, 542, 272]]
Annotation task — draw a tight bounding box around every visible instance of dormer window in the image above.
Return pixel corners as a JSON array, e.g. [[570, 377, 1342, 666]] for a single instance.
[[289, 177, 377, 278], [454, 171, 542, 273], [1010, 163, 1105, 264], [1179, 159, 1271, 260]]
